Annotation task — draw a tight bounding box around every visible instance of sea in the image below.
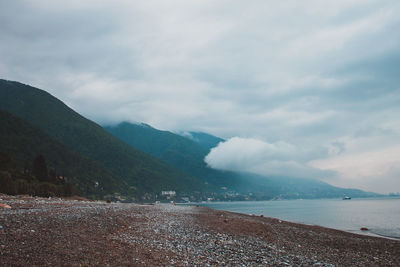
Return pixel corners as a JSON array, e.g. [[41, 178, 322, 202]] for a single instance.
[[196, 197, 400, 240]]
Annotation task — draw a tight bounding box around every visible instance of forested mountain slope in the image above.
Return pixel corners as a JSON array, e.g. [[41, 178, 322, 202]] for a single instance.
[[0, 79, 204, 197]]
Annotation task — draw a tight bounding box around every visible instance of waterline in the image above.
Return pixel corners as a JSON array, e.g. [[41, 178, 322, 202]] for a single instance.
[[196, 197, 400, 240]]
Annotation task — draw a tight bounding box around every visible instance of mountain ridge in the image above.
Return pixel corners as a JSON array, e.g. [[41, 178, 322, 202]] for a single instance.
[[179, 131, 225, 151], [0, 79, 205, 198], [105, 121, 381, 199]]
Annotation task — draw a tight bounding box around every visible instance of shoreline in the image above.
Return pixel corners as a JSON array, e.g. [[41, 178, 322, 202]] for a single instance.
[[187, 198, 400, 241], [1, 194, 399, 266], [201, 207, 400, 241], [343, 228, 400, 241], [209, 209, 400, 242]]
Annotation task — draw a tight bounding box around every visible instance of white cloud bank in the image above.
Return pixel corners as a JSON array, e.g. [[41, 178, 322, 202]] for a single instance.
[[205, 136, 400, 194], [205, 137, 333, 179]]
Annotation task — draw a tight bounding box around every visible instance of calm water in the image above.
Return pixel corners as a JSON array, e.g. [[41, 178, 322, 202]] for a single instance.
[[198, 197, 400, 239]]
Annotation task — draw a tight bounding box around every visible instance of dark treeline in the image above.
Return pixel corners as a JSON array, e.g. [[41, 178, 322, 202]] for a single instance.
[[0, 152, 75, 197]]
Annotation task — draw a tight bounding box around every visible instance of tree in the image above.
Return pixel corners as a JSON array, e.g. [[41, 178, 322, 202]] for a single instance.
[[0, 171, 15, 195], [0, 152, 16, 171], [32, 155, 48, 182]]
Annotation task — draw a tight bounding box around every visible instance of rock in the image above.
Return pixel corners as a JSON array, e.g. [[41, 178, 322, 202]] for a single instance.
[[0, 203, 11, 209]]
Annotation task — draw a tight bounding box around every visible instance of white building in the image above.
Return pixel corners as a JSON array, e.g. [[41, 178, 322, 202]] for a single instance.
[[161, 190, 176, 197]]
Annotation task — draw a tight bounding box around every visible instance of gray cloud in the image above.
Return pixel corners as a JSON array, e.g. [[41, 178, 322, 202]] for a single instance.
[[205, 137, 334, 179], [1, 0, 400, 192]]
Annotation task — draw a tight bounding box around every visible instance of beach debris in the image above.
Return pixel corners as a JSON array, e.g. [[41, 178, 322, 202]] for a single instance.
[[0, 225, 3, 230], [0, 203, 11, 209], [360, 227, 369, 231]]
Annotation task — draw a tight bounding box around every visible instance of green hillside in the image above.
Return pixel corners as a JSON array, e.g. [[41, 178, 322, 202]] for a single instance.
[[105, 122, 245, 190], [105, 123, 211, 177], [0, 109, 127, 197], [0, 79, 204, 197]]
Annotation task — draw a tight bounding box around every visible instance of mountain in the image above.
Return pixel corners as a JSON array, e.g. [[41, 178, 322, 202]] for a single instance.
[[105, 122, 211, 177], [179, 131, 224, 151], [0, 79, 204, 198], [105, 122, 380, 199], [0, 109, 126, 197], [105, 122, 244, 191], [0, 79, 380, 200], [232, 172, 380, 199]]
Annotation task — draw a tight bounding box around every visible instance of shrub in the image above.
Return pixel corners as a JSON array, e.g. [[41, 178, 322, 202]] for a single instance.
[[34, 182, 58, 197], [0, 171, 16, 194]]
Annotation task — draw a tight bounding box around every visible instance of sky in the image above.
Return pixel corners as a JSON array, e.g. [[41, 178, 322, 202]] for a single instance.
[[1, 0, 400, 193]]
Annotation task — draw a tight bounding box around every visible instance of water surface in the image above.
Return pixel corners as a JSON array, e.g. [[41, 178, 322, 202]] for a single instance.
[[197, 198, 400, 239]]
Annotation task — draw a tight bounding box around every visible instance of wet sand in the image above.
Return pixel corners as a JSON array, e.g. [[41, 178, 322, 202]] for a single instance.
[[0, 194, 399, 266]]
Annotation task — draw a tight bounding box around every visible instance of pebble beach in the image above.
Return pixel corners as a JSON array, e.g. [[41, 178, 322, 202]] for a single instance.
[[0, 194, 399, 266]]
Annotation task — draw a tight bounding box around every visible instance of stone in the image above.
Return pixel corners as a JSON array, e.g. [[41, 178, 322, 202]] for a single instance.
[[0, 203, 11, 209]]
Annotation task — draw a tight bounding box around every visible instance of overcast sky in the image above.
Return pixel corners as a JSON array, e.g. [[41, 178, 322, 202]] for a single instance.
[[1, 0, 399, 193]]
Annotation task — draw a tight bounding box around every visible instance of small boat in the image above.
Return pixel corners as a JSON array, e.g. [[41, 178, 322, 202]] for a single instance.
[[342, 196, 351, 200]]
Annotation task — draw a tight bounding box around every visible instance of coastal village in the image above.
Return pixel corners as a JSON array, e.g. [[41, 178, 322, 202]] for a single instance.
[[105, 188, 259, 203]]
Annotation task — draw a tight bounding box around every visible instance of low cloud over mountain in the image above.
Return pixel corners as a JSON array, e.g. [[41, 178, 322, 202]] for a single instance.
[[205, 137, 334, 180]]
